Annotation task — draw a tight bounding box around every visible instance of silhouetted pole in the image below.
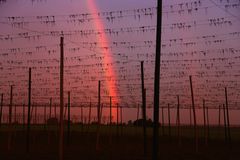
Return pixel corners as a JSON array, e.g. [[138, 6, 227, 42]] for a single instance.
[[109, 96, 112, 145], [223, 104, 227, 143], [59, 36, 64, 160], [141, 61, 147, 156], [206, 105, 210, 141], [22, 104, 25, 127], [162, 105, 165, 135], [88, 99, 92, 129], [67, 91, 70, 145], [203, 99, 207, 146], [167, 103, 171, 137], [176, 95, 181, 146], [0, 93, 3, 127], [218, 105, 221, 127], [153, 1, 162, 159], [225, 87, 231, 145], [137, 103, 140, 124], [14, 105, 16, 123], [49, 98, 52, 118], [44, 104, 46, 130], [189, 75, 198, 152], [117, 103, 119, 137], [26, 68, 32, 153], [96, 80, 101, 151], [8, 85, 13, 151], [110, 96, 112, 125]]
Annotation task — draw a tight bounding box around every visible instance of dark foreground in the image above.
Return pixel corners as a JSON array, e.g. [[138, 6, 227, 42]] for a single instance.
[[0, 125, 240, 160]]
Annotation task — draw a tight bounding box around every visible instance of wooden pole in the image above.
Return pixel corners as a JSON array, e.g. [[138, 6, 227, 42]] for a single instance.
[[22, 104, 25, 127], [203, 99, 207, 146], [26, 68, 31, 153], [162, 105, 165, 136], [110, 96, 112, 125], [206, 105, 210, 142], [87, 99, 92, 131], [176, 95, 181, 146], [223, 104, 227, 143], [117, 103, 119, 137], [225, 87, 231, 145], [0, 93, 3, 127], [167, 103, 171, 138], [67, 91, 70, 145], [109, 96, 112, 145], [8, 85, 13, 151], [49, 98, 52, 118], [141, 61, 147, 155], [59, 36, 64, 160], [44, 104, 46, 130], [189, 75, 198, 152], [96, 80, 101, 151], [153, 1, 162, 159], [218, 105, 221, 127]]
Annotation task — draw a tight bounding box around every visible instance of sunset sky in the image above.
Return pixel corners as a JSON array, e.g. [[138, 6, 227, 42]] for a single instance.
[[0, 0, 240, 125]]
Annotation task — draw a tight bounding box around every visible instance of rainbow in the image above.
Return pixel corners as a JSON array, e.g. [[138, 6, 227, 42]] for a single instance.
[[87, 0, 118, 122]]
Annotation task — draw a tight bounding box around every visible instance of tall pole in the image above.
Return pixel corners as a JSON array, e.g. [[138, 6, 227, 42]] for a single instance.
[[67, 91, 70, 145], [203, 99, 207, 146], [225, 87, 231, 145], [22, 104, 25, 127], [223, 104, 227, 143], [49, 98, 52, 118], [110, 96, 112, 125], [26, 68, 31, 153], [44, 104, 46, 130], [8, 85, 13, 151], [153, 1, 162, 159], [0, 94, 3, 127], [96, 80, 101, 151], [177, 95, 181, 146], [167, 103, 171, 137], [141, 61, 147, 156], [189, 75, 198, 152], [59, 36, 64, 160]]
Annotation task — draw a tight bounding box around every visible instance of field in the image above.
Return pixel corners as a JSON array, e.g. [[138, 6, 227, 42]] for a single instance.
[[0, 124, 240, 160]]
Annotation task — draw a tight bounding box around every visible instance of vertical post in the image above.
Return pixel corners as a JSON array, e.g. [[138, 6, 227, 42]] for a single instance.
[[223, 104, 227, 143], [96, 80, 101, 151], [44, 104, 46, 130], [225, 87, 231, 145], [110, 96, 112, 125], [98, 81, 101, 124], [109, 96, 112, 145], [88, 99, 92, 126], [14, 105, 16, 123], [22, 104, 25, 127], [26, 68, 31, 153], [203, 99, 207, 146], [81, 105, 83, 132], [189, 75, 198, 152], [141, 61, 147, 156], [117, 103, 119, 137], [162, 105, 165, 135], [67, 91, 70, 144], [137, 103, 139, 124], [59, 36, 64, 160], [176, 95, 181, 146], [218, 105, 221, 127], [167, 103, 171, 137], [49, 98, 52, 118], [153, 1, 162, 159], [0, 94, 3, 127], [120, 104, 123, 136], [8, 85, 13, 151], [206, 105, 210, 142]]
